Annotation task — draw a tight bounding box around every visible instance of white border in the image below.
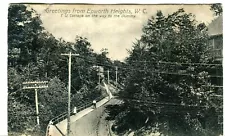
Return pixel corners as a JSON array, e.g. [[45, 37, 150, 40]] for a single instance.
[[1, 0, 224, 136], [5, 0, 225, 4]]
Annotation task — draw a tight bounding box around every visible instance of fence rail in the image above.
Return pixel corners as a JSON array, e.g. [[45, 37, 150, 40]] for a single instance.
[[50, 95, 105, 125], [109, 80, 124, 90], [46, 82, 112, 136]]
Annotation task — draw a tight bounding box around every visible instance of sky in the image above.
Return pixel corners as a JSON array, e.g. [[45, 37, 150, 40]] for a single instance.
[[30, 4, 216, 61]]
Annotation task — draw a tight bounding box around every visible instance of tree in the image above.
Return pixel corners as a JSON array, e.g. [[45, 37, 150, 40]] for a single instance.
[[8, 94, 36, 132], [8, 4, 44, 67], [107, 9, 222, 136], [7, 4, 65, 134], [38, 77, 68, 129], [210, 3, 223, 16]]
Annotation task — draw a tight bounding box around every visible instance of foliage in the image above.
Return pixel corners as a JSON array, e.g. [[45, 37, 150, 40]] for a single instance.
[[8, 4, 44, 67], [210, 3, 223, 16], [38, 77, 68, 127], [8, 94, 36, 132], [107, 9, 222, 135]]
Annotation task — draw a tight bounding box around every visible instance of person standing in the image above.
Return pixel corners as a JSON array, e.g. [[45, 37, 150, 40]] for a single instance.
[[92, 100, 97, 109], [73, 106, 77, 115]]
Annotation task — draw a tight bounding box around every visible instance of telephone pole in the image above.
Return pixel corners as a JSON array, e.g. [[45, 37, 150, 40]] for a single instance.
[[98, 67, 101, 85], [22, 81, 48, 126], [115, 66, 118, 86], [61, 52, 79, 136], [107, 69, 109, 84]]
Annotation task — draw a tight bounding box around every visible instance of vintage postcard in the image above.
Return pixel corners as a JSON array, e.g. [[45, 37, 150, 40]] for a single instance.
[[8, 3, 223, 136]]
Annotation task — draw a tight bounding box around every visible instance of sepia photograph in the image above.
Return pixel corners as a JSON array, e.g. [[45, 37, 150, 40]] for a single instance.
[[8, 3, 223, 136]]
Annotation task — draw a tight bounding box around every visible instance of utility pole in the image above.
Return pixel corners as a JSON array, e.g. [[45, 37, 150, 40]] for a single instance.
[[107, 69, 109, 84], [115, 66, 118, 88], [98, 66, 101, 85], [22, 81, 48, 126], [61, 52, 79, 136]]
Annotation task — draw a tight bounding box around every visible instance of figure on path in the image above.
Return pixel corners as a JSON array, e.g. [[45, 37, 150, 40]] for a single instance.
[[73, 106, 77, 115], [92, 100, 97, 109]]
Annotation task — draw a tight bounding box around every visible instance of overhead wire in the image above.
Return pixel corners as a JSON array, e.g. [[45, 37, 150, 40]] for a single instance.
[[117, 96, 222, 110], [128, 60, 222, 66], [58, 55, 223, 89], [75, 57, 223, 78]]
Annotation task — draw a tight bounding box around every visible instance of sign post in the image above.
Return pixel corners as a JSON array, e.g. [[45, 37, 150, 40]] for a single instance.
[[22, 81, 48, 126]]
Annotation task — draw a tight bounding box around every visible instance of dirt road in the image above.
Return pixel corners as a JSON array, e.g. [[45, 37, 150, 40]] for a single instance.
[[70, 99, 120, 136]]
